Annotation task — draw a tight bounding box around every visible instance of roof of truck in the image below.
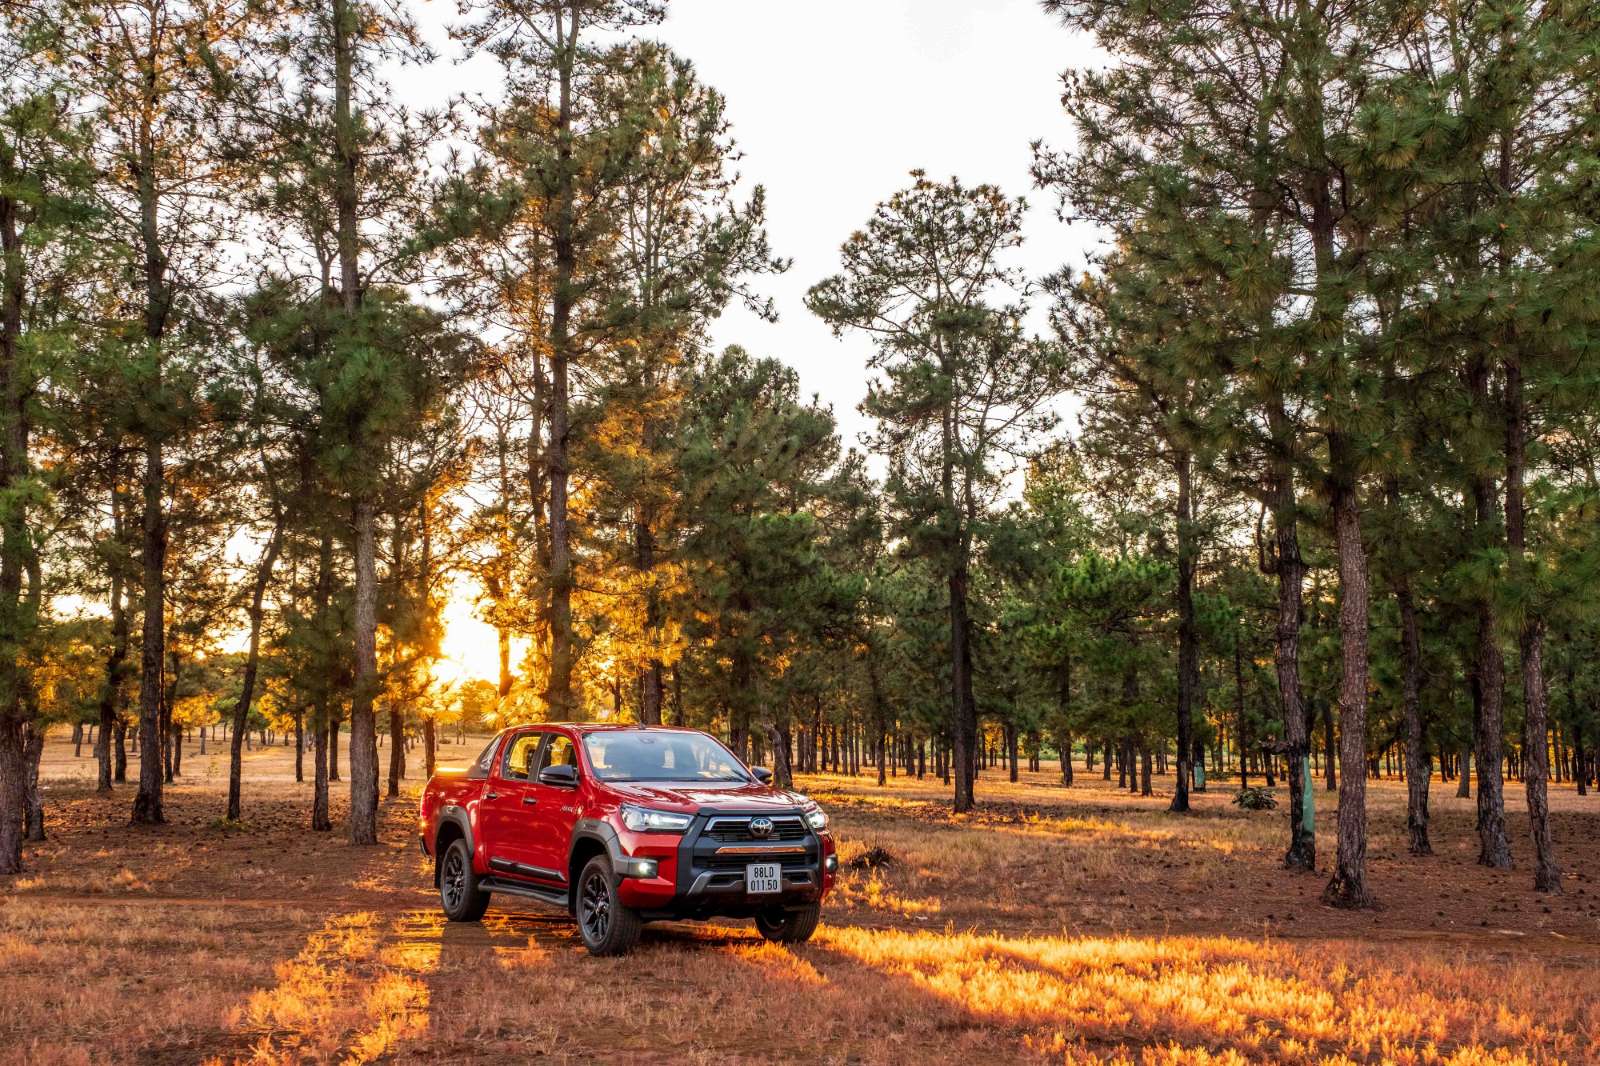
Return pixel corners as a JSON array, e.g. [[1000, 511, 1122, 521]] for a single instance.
[[506, 723, 706, 734]]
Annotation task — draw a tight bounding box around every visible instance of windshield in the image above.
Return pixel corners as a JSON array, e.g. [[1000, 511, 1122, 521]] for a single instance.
[[581, 731, 750, 783]]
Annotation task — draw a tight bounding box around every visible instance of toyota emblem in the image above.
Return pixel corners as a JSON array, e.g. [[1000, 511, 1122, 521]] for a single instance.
[[749, 817, 774, 839]]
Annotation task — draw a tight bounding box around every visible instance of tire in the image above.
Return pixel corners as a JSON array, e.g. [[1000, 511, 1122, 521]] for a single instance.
[[755, 902, 822, 944], [439, 837, 490, 922], [575, 854, 642, 957]]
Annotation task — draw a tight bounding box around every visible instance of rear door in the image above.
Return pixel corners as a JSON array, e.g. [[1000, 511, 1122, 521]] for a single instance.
[[479, 729, 547, 880]]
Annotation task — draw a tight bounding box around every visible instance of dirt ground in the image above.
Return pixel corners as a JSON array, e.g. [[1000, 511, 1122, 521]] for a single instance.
[[4, 731, 1598, 1065]]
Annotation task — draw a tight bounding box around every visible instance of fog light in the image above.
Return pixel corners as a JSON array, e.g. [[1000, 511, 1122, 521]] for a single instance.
[[620, 857, 658, 879], [824, 854, 838, 873]]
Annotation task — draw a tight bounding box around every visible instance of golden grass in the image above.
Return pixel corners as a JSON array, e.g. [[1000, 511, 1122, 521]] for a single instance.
[[818, 926, 1594, 1064], [8, 735, 1600, 1064]]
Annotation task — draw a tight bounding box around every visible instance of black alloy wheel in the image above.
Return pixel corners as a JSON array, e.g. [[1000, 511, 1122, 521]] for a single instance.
[[439, 837, 490, 922], [575, 854, 643, 956]]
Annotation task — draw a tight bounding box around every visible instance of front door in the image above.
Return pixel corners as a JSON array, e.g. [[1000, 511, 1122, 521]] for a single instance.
[[523, 732, 584, 879]]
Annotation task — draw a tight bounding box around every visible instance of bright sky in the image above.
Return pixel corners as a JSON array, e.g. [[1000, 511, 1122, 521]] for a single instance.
[[416, 0, 1101, 684]]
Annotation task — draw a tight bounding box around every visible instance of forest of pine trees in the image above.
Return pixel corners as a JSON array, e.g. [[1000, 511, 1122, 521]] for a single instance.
[[1, 0, 1597, 916]]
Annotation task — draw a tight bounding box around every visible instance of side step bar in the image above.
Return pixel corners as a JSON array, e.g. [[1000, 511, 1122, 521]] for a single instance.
[[481, 876, 569, 909]]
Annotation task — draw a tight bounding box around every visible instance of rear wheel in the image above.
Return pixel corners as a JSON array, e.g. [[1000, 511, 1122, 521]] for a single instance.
[[576, 854, 643, 957], [439, 837, 490, 922], [755, 902, 821, 944]]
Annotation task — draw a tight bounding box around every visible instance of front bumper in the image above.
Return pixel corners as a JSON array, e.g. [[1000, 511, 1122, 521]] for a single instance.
[[616, 809, 835, 919]]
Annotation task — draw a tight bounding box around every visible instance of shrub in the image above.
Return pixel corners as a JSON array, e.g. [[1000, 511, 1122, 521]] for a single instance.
[[1233, 786, 1277, 811]]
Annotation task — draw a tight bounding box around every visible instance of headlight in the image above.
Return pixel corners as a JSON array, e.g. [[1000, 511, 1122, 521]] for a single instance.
[[805, 806, 828, 831], [621, 805, 693, 833]]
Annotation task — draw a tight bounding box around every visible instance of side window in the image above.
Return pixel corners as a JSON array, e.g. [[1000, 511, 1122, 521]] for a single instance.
[[467, 735, 502, 780], [501, 732, 543, 781], [537, 735, 577, 777]]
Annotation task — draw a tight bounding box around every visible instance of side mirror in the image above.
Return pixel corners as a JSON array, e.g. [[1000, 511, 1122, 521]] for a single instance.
[[752, 767, 774, 784], [538, 763, 579, 788]]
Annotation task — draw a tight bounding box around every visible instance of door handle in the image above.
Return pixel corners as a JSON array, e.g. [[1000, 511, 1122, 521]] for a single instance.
[[486, 791, 500, 800], [522, 796, 538, 807]]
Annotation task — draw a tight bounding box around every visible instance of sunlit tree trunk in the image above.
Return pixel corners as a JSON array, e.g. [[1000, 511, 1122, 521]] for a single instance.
[[544, 4, 580, 719]]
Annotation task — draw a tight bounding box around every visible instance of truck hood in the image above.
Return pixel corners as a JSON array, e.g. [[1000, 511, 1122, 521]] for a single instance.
[[605, 780, 811, 813]]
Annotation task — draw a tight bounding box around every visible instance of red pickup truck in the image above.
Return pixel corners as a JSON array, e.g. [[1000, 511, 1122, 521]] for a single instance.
[[419, 723, 837, 955]]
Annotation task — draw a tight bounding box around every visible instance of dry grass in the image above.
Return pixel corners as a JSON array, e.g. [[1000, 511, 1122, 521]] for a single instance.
[[4, 733, 1599, 1064]]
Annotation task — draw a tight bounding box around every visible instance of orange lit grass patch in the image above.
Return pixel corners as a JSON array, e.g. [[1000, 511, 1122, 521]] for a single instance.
[[816, 927, 1591, 1064], [219, 911, 438, 1065]]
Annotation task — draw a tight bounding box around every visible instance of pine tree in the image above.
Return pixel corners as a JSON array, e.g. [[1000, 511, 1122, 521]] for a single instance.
[[0, 1, 97, 869], [454, 0, 665, 719], [808, 173, 1064, 812]]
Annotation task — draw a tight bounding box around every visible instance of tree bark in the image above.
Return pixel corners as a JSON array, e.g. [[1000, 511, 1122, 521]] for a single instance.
[[131, 431, 167, 825], [97, 496, 129, 793], [544, 3, 581, 719], [348, 498, 380, 844], [22, 725, 43, 841], [1266, 407, 1314, 868], [312, 718, 331, 832], [1396, 569, 1431, 856], [423, 715, 436, 779], [227, 521, 283, 821], [1471, 495, 1512, 867], [387, 701, 403, 799], [0, 154, 33, 872], [1171, 451, 1196, 813], [1323, 451, 1374, 909], [1504, 357, 1559, 890]]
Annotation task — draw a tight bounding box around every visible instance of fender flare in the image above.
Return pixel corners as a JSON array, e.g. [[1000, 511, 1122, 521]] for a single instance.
[[432, 806, 476, 885], [568, 818, 625, 869]]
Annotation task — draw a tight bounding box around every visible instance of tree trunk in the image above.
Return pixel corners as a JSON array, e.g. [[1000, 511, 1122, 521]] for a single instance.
[[0, 719, 25, 873], [949, 563, 977, 812], [1471, 508, 1512, 866], [1006, 721, 1019, 784], [1266, 411, 1314, 867], [1171, 450, 1196, 813], [1323, 456, 1374, 909], [329, 711, 341, 783], [387, 702, 403, 799], [131, 432, 166, 824], [348, 498, 380, 845], [1396, 568, 1431, 856], [227, 521, 283, 822], [543, 4, 581, 720], [1322, 700, 1336, 791], [1504, 356, 1559, 891], [95, 543, 126, 793], [423, 715, 436, 780], [22, 725, 43, 841], [312, 718, 331, 832], [0, 162, 37, 873]]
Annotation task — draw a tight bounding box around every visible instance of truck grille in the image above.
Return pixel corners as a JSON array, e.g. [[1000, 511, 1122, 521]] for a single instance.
[[703, 815, 808, 843]]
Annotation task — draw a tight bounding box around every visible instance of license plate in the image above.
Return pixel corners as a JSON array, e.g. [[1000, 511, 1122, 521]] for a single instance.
[[746, 862, 782, 894]]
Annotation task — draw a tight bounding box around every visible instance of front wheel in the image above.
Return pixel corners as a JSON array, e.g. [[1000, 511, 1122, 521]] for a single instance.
[[439, 838, 490, 922], [755, 902, 821, 944], [576, 855, 643, 957]]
